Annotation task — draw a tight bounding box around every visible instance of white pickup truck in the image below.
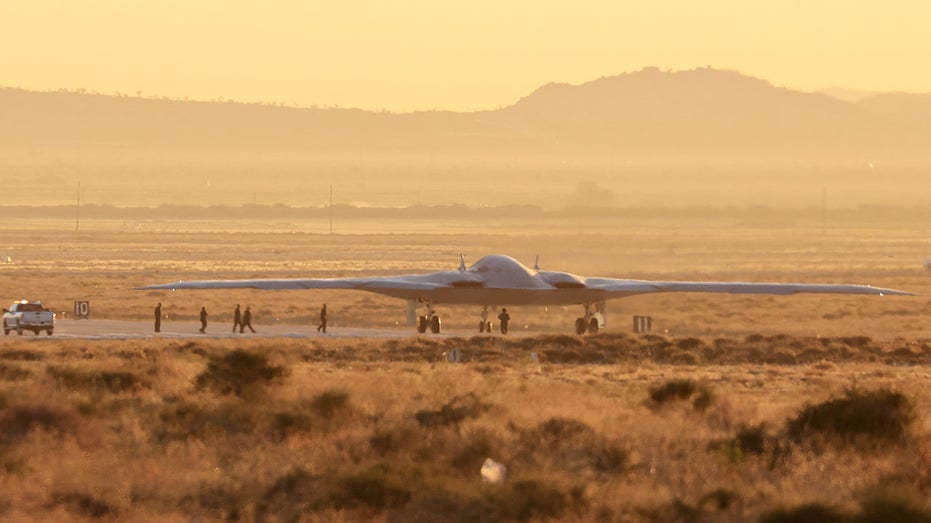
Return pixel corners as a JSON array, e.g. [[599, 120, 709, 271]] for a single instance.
[[3, 300, 55, 335]]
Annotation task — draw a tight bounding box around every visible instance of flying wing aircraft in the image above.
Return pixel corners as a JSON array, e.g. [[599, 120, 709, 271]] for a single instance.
[[139, 254, 914, 334]]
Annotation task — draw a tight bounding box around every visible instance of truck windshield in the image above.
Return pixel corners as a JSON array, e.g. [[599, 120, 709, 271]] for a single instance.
[[18, 303, 44, 312]]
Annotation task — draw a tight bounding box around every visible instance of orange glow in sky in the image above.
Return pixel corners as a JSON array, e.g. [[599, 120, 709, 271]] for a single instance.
[[2, 1, 929, 111]]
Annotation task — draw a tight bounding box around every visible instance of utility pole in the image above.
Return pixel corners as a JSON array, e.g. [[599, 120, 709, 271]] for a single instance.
[[75, 181, 81, 232], [329, 184, 333, 234], [821, 185, 826, 235]]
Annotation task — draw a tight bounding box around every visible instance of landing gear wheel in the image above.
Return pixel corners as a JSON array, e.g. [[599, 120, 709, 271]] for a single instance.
[[3, 329, 8, 335], [478, 320, 485, 333], [485, 321, 492, 333], [588, 317, 599, 334], [417, 316, 429, 334], [575, 317, 587, 335], [46, 328, 53, 336], [430, 315, 441, 334], [33, 329, 39, 335]]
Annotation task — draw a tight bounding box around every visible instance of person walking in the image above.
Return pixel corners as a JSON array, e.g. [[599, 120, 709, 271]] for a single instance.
[[241, 306, 256, 333], [317, 304, 328, 333], [497, 307, 510, 335], [199, 306, 208, 333], [154, 302, 162, 333], [233, 304, 242, 333]]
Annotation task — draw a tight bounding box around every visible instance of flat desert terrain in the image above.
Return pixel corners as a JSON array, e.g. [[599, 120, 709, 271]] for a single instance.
[[0, 212, 929, 521]]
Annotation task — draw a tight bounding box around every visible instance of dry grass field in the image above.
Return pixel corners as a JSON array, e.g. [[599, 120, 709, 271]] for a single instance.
[[0, 212, 927, 337], [0, 212, 929, 521], [1, 335, 931, 521]]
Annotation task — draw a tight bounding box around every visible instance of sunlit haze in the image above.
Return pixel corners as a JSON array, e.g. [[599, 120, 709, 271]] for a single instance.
[[3, 0, 930, 111]]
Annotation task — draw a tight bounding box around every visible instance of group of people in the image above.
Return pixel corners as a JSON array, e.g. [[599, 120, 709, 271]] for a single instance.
[[154, 302, 328, 334], [231, 304, 256, 333], [153, 302, 511, 335]]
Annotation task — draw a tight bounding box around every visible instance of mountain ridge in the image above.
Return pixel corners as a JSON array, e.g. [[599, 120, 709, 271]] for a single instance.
[[2, 68, 930, 165]]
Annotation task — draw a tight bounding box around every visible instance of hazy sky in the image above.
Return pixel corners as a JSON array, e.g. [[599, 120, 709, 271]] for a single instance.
[[3, 1, 929, 111]]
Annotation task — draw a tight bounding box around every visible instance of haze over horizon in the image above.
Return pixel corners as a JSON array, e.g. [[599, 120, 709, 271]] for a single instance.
[[3, 1, 931, 111]]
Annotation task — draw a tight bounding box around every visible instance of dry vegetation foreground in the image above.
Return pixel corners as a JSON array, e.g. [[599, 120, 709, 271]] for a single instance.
[[3, 334, 931, 521], [0, 218, 929, 520]]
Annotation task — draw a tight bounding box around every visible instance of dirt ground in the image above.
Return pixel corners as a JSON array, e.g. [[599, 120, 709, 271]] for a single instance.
[[0, 213, 927, 339], [0, 212, 930, 520]]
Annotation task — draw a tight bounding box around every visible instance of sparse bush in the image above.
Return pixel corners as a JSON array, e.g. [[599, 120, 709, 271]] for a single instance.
[[715, 423, 769, 462], [46, 491, 116, 518], [194, 349, 288, 397], [257, 465, 411, 519], [786, 388, 916, 447], [329, 468, 412, 510], [669, 351, 700, 365], [767, 351, 797, 365], [639, 489, 737, 521], [640, 334, 670, 344], [369, 427, 417, 456], [713, 423, 790, 466], [734, 424, 768, 455], [840, 336, 872, 348], [256, 467, 315, 521], [495, 479, 572, 522], [154, 400, 257, 442], [0, 405, 77, 443], [650, 379, 698, 404], [0, 350, 45, 361], [516, 417, 628, 474], [856, 490, 931, 523], [181, 483, 243, 521], [451, 428, 498, 472], [760, 502, 848, 523], [649, 379, 715, 412], [309, 389, 350, 418], [47, 366, 148, 393], [677, 337, 704, 350], [0, 445, 27, 474], [270, 410, 313, 441], [700, 488, 737, 511], [415, 393, 488, 428], [0, 363, 30, 381]]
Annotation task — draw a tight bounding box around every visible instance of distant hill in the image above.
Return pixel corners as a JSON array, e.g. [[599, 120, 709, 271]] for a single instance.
[[2, 68, 931, 208], [491, 68, 881, 162], [858, 92, 931, 131], [2, 68, 929, 165]]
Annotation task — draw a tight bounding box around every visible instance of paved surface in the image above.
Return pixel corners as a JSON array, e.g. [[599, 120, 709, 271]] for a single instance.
[[0, 319, 441, 340]]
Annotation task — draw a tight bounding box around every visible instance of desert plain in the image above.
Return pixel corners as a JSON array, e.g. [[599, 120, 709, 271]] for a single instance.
[[0, 210, 930, 521]]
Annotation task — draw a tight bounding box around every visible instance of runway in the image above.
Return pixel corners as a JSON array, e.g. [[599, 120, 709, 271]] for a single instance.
[[0, 319, 435, 340]]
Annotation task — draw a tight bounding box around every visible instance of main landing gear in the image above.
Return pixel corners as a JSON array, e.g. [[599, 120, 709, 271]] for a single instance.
[[575, 303, 603, 335], [416, 302, 442, 334], [477, 305, 492, 333]]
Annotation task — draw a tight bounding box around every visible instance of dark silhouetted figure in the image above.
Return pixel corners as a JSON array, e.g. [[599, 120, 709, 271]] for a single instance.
[[241, 306, 256, 333], [498, 308, 510, 334], [317, 304, 328, 333], [154, 303, 162, 333], [199, 306, 208, 333], [233, 304, 242, 333]]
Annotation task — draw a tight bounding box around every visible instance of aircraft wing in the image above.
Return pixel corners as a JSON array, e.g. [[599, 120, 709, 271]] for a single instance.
[[138, 276, 445, 292], [582, 278, 915, 297], [138, 252, 915, 304]]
